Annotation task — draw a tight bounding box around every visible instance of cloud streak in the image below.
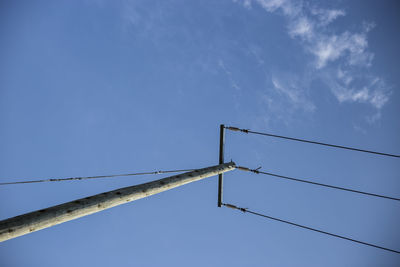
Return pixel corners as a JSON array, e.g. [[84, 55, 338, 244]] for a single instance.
[[238, 0, 390, 115], [271, 75, 315, 112], [327, 70, 389, 109]]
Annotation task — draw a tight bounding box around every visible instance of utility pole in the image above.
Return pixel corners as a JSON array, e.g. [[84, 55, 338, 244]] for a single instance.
[[0, 162, 236, 242], [218, 124, 225, 207]]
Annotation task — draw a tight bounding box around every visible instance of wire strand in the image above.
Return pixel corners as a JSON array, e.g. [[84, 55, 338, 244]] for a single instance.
[[225, 126, 400, 158], [0, 169, 196, 186], [222, 203, 400, 254], [237, 166, 400, 202]]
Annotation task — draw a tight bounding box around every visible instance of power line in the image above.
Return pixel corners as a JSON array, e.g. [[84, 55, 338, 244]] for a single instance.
[[223, 203, 400, 255], [225, 126, 400, 158], [237, 166, 400, 202], [0, 169, 196, 186]]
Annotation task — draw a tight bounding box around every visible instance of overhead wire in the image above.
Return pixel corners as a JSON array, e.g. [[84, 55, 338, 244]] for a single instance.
[[0, 168, 196, 186], [237, 166, 400, 202], [225, 126, 400, 158], [223, 203, 400, 255], [221, 125, 400, 254]]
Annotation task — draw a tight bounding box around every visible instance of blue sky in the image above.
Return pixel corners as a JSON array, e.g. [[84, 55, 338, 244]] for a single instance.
[[0, 0, 399, 266]]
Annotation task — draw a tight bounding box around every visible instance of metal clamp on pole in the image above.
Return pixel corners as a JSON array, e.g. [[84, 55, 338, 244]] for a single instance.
[[225, 126, 249, 133], [237, 166, 262, 174], [222, 203, 247, 213]]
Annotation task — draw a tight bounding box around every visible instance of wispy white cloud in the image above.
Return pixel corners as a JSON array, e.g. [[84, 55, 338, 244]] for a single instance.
[[353, 124, 367, 134], [236, 0, 390, 117], [288, 16, 314, 40], [311, 8, 345, 26], [255, 0, 300, 16], [271, 75, 315, 112], [260, 73, 315, 127], [312, 31, 373, 69], [218, 59, 242, 91], [250, 0, 373, 69], [366, 111, 382, 124], [324, 69, 389, 109], [247, 44, 265, 65]]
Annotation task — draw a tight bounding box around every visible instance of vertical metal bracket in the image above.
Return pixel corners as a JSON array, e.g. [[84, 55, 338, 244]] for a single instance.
[[218, 124, 225, 207]]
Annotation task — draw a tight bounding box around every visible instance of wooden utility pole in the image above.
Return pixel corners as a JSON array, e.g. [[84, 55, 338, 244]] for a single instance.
[[0, 162, 236, 242]]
